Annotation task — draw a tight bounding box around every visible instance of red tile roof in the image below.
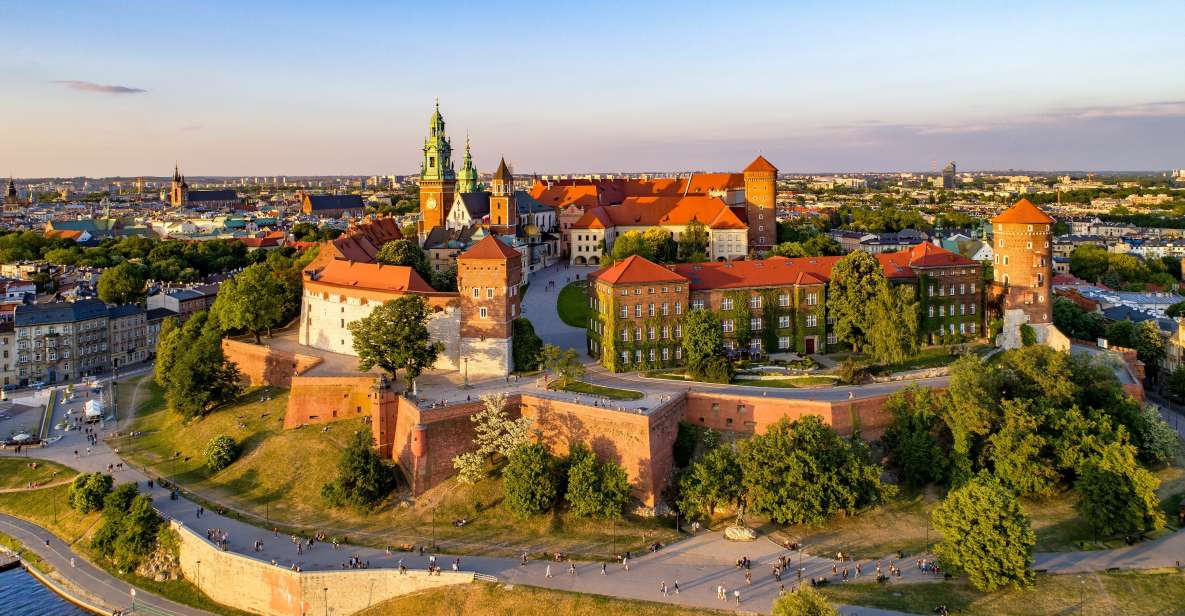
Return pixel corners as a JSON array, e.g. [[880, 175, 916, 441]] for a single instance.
[[743, 155, 778, 173], [308, 258, 435, 294], [991, 198, 1055, 225], [459, 235, 520, 260], [592, 255, 689, 285], [328, 217, 404, 262], [571, 195, 747, 231]]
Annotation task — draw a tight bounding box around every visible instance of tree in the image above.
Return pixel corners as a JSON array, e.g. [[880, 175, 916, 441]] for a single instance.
[[678, 219, 709, 262], [1132, 320, 1166, 379], [98, 261, 147, 305], [321, 430, 397, 510], [943, 355, 997, 484], [504, 443, 558, 517], [1129, 404, 1179, 467], [739, 416, 891, 525], [90, 485, 163, 573], [541, 344, 585, 386], [430, 263, 457, 292], [802, 235, 843, 257], [1053, 297, 1105, 341], [349, 295, 442, 391], [772, 587, 840, 616], [882, 387, 948, 488], [1069, 245, 1110, 283], [641, 227, 677, 262], [1075, 441, 1165, 538], [931, 475, 1035, 591], [987, 401, 1058, 498], [682, 309, 733, 383], [511, 318, 543, 372], [1167, 301, 1185, 319], [564, 444, 631, 519], [375, 239, 432, 282], [68, 472, 113, 513], [160, 312, 243, 418], [1166, 366, 1185, 403], [609, 231, 653, 263], [453, 393, 534, 484], [827, 251, 884, 353], [864, 283, 919, 364], [1105, 320, 1136, 349], [678, 445, 742, 521], [210, 262, 287, 343], [204, 435, 239, 472]]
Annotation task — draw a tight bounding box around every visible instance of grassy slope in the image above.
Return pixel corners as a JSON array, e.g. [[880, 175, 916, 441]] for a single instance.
[[557, 282, 591, 328], [0, 457, 76, 490], [357, 582, 730, 616], [113, 376, 676, 559], [821, 570, 1185, 616]]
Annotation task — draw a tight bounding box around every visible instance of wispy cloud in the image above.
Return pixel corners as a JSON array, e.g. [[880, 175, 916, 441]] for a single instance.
[[53, 80, 147, 94]]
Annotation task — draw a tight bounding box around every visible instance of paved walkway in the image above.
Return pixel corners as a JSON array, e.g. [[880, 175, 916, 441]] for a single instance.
[[0, 513, 208, 616]]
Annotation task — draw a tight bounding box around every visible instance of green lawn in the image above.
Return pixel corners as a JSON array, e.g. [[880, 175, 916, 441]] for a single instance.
[[0, 530, 53, 573], [111, 375, 674, 559], [0, 457, 76, 490], [557, 282, 592, 328], [822, 570, 1185, 615], [358, 581, 730, 616], [548, 380, 645, 400], [734, 376, 840, 388]]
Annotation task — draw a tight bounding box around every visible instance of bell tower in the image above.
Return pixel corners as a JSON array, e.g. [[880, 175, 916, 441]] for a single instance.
[[488, 157, 517, 235], [743, 155, 777, 253], [418, 100, 457, 238], [457, 136, 479, 194], [169, 163, 188, 207]]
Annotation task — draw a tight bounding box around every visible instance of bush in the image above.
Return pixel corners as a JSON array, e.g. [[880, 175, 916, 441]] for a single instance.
[[204, 435, 240, 472], [321, 431, 397, 510], [504, 443, 558, 517], [838, 357, 868, 385], [564, 444, 630, 519], [1019, 324, 1037, 346], [703, 356, 735, 384], [673, 423, 699, 468], [931, 475, 1034, 591], [68, 472, 113, 514], [772, 586, 840, 616], [511, 318, 543, 372]]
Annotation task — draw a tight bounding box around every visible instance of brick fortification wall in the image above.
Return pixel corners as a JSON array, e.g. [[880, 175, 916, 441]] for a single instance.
[[284, 375, 379, 429], [681, 391, 894, 440], [172, 520, 471, 616], [222, 339, 323, 388]]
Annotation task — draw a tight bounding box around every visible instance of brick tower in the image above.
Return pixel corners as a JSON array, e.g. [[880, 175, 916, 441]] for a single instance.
[[488, 157, 517, 235], [456, 235, 522, 376], [418, 100, 456, 238], [169, 163, 188, 207], [743, 155, 778, 253], [990, 198, 1054, 324]]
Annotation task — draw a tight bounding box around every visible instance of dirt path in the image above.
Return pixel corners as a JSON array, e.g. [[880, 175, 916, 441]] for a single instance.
[[0, 479, 72, 494]]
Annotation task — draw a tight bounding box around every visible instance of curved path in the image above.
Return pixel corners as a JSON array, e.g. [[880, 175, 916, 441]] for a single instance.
[[0, 513, 209, 616]]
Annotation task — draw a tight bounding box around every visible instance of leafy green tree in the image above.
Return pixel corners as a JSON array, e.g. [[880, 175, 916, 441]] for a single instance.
[[739, 416, 891, 525], [90, 486, 162, 572], [678, 445, 742, 521], [375, 239, 432, 282], [1075, 441, 1165, 538], [1105, 320, 1136, 349], [322, 430, 397, 510], [160, 312, 243, 418], [943, 355, 998, 484], [1052, 297, 1106, 341], [882, 386, 948, 487], [511, 318, 543, 372], [641, 227, 677, 262], [772, 587, 840, 616], [564, 444, 630, 519], [803, 235, 843, 256], [864, 282, 919, 364], [987, 401, 1059, 498], [681, 309, 732, 383], [204, 435, 239, 472], [98, 261, 147, 305], [210, 262, 287, 343], [68, 473, 113, 513], [430, 263, 458, 292], [1132, 320, 1166, 379], [349, 295, 442, 391], [1069, 245, 1110, 282], [1129, 404, 1179, 467], [1167, 301, 1185, 319], [931, 475, 1035, 591], [504, 443, 558, 517], [541, 344, 586, 386], [677, 219, 709, 262], [827, 251, 884, 353], [609, 231, 654, 263], [1166, 366, 1185, 403]]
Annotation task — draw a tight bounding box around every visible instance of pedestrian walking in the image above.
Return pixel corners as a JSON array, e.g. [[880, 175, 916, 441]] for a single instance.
[[673, 580, 679, 594], [600, 563, 607, 575], [733, 589, 741, 606], [568, 563, 577, 576], [545, 564, 553, 578], [660, 581, 668, 596]]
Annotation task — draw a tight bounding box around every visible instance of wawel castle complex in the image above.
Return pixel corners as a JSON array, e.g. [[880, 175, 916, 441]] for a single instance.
[[297, 103, 1056, 377]]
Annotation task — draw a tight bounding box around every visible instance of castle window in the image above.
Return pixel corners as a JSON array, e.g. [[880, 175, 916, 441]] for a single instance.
[[929, 305, 935, 317], [635, 328, 642, 341], [662, 303, 669, 316], [779, 315, 790, 328], [970, 283, 976, 293], [806, 315, 817, 328], [635, 304, 642, 318], [778, 336, 790, 350], [479, 307, 488, 319], [723, 319, 734, 333], [750, 317, 762, 330], [649, 348, 656, 362], [648, 303, 655, 317], [939, 306, 945, 317], [662, 347, 670, 361], [648, 327, 656, 340], [621, 331, 629, 342], [722, 297, 734, 310], [806, 292, 818, 306], [635, 350, 642, 363], [929, 285, 935, 296], [619, 306, 628, 318], [472, 288, 480, 298], [971, 304, 976, 314], [779, 293, 789, 307], [827, 333, 837, 345], [675, 347, 683, 360], [691, 299, 703, 310], [675, 325, 682, 338], [970, 322, 977, 333], [487, 288, 494, 298], [621, 351, 629, 363], [662, 326, 670, 339], [750, 296, 761, 309]]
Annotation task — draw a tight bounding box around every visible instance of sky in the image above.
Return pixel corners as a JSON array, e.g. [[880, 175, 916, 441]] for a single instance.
[[2, 0, 1184, 177]]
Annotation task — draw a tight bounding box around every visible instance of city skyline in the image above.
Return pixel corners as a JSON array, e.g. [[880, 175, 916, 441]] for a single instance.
[[2, 1, 1185, 176]]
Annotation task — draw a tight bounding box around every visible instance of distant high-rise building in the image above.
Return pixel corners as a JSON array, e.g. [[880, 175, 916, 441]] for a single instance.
[[941, 161, 957, 189]]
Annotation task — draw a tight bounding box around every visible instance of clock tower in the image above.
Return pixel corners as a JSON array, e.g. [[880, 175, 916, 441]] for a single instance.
[[418, 100, 456, 238]]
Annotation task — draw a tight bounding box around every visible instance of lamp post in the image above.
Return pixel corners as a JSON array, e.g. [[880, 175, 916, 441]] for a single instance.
[[463, 357, 470, 389], [431, 506, 436, 551], [323, 587, 328, 616]]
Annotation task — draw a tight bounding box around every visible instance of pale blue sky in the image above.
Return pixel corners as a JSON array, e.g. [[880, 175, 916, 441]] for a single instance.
[[2, 0, 1184, 176]]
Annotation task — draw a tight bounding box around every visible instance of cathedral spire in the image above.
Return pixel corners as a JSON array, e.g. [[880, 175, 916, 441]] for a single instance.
[[457, 133, 478, 194]]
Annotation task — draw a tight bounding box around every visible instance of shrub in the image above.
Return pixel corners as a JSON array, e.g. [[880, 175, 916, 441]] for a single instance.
[[204, 435, 239, 472], [1019, 324, 1037, 346], [68, 472, 113, 514], [504, 443, 558, 517]]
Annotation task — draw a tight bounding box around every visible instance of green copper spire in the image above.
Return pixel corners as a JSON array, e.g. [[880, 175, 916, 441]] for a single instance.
[[457, 134, 478, 193], [421, 99, 455, 182]]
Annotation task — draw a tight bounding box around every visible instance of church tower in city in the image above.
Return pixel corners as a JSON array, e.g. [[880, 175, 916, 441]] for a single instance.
[[457, 136, 479, 194], [488, 157, 517, 235], [418, 100, 457, 237], [169, 163, 189, 207]]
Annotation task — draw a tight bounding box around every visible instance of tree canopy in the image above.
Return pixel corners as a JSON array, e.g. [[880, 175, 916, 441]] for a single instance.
[[98, 261, 147, 305], [210, 262, 287, 343], [375, 239, 433, 283], [678, 444, 743, 521], [931, 475, 1035, 591], [1075, 441, 1165, 538], [154, 311, 243, 419], [681, 308, 733, 383], [321, 430, 397, 510], [349, 295, 442, 390], [504, 443, 559, 517]]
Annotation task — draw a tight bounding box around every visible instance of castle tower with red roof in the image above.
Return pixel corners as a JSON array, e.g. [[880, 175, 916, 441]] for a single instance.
[[990, 198, 1055, 326], [488, 158, 517, 236], [456, 235, 522, 376], [743, 155, 778, 253]]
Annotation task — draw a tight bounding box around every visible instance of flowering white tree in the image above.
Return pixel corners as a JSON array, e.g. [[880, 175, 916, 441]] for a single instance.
[[452, 393, 534, 484]]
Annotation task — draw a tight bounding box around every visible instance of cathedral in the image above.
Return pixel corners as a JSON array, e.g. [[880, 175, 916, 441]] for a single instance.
[[166, 164, 241, 209]]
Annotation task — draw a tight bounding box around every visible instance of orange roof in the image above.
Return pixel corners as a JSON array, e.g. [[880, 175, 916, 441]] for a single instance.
[[591, 255, 689, 285], [897, 242, 978, 268], [308, 258, 434, 294], [743, 155, 778, 173], [328, 217, 404, 262], [991, 198, 1055, 225], [570, 195, 747, 230], [47, 229, 84, 240], [459, 235, 520, 260]]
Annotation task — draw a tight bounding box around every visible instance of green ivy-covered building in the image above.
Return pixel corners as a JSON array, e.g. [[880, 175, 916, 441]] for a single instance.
[[586, 243, 982, 372]]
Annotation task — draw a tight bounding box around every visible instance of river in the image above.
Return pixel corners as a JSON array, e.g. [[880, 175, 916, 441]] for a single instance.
[[0, 567, 90, 615]]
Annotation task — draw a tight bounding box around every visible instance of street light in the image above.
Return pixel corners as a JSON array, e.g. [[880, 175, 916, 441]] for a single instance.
[[323, 587, 328, 616]]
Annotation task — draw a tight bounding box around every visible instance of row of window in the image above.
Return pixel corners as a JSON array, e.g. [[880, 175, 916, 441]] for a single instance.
[[617, 285, 685, 296], [620, 346, 683, 364], [620, 324, 684, 342], [718, 292, 819, 311], [616, 302, 684, 318], [723, 314, 824, 331], [928, 304, 977, 318], [928, 283, 976, 296], [469, 285, 518, 299]]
